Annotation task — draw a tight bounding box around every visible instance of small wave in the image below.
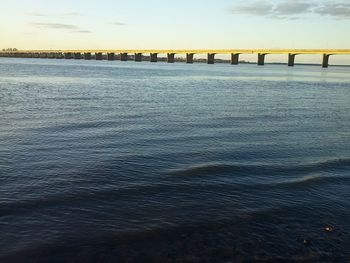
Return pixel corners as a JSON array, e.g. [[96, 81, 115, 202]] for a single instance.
[[271, 174, 350, 190], [168, 164, 233, 176], [30, 120, 119, 133], [167, 158, 350, 177]]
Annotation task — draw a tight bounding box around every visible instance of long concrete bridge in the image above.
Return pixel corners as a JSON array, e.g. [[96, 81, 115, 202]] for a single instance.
[[1, 49, 350, 68]]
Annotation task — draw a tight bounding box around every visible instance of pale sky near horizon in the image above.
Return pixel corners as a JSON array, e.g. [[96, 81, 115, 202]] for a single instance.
[[1, 0, 350, 63]]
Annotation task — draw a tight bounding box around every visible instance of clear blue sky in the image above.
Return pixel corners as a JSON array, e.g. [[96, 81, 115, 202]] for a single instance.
[[1, 0, 350, 63]]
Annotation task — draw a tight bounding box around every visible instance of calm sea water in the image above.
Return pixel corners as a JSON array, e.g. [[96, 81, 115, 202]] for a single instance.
[[0, 58, 350, 262]]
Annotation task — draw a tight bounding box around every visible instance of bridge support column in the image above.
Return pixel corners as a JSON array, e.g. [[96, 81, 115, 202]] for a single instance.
[[120, 53, 128, 61], [150, 53, 158, 62], [258, 53, 266, 66], [186, 53, 194, 64], [74, 53, 82, 59], [207, 53, 215, 64], [56, 53, 63, 59], [322, 54, 330, 68], [84, 53, 91, 60], [231, 53, 239, 65], [288, 54, 296, 67], [64, 53, 72, 59], [95, 52, 103, 60], [167, 53, 175, 63], [135, 53, 142, 62], [107, 53, 115, 60]]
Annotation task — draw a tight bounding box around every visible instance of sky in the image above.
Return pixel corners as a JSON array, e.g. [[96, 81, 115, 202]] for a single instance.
[[1, 0, 350, 63]]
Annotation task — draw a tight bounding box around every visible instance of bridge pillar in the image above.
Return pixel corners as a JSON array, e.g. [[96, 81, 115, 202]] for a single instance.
[[150, 53, 158, 62], [167, 53, 175, 63], [74, 53, 82, 59], [258, 53, 266, 66], [95, 52, 103, 60], [56, 53, 63, 59], [322, 54, 330, 68], [107, 53, 115, 60], [48, 53, 56, 59], [231, 53, 240, 65], [84, 53, 91, 60], [120, 53, 128, 61], [186, 53, 194, 64], [288, 54, 296, 67], [64, 53, 72, 59], [135, 53, 142, 62], [207, 53, 215, 64]]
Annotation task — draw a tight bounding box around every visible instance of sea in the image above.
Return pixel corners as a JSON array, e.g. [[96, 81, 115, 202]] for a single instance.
[[0, 58, 349, 262]]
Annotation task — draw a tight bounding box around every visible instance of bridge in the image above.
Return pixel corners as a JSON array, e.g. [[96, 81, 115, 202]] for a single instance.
[[1, 49, 350, 68]]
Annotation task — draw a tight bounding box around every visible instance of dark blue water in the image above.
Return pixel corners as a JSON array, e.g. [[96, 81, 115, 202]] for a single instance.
[[1, 58, 350, 262]]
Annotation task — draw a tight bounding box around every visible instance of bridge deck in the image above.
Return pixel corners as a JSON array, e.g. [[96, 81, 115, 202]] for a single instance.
[[1, 49, 350, 55]]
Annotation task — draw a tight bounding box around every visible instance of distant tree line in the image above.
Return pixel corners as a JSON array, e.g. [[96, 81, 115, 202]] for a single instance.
[[2, 48, 18, 51]]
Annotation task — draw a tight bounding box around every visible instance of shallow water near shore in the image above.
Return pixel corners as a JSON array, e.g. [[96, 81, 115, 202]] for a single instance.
[[0, 58, 350, 262]]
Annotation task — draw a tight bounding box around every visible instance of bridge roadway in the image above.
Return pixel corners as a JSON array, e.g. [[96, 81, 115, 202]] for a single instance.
[[1, 49, 350, 68]]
